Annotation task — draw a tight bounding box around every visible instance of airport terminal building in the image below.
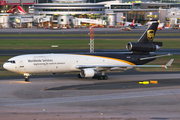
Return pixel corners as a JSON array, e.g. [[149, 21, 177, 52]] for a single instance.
[[34, 2, 105, 19], [33, 0, 180, 25]]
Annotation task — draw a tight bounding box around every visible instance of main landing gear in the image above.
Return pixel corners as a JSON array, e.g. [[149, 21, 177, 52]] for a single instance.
[[77, 73, 108, 80], [94, 71, 108, 80], [92, 74, 108, 80]]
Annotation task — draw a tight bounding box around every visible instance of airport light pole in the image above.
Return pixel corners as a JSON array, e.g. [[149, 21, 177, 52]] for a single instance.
[[126, 12, 127, 23], [20, 0, 23, 7], [68, 0, 69, 27], [5, 0, 7, 12], [89, 27, 94, 53]]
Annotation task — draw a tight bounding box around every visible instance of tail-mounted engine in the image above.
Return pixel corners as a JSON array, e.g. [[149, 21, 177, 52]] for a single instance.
[[126, 42, 162, 53], [126, 22, 162, 54]]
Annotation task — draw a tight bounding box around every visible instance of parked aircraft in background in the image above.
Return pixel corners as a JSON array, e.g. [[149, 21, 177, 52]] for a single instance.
[[3, 22, 173, 82], [4, 5, 26, 14], [17, 6, 26, 14], [7, 6, 17, 14], [124, 17, 137, 29], [0, 6, 17, 15]]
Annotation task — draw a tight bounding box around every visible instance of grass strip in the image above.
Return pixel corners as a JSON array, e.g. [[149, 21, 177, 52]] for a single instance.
[[0, 39, 180, 49]]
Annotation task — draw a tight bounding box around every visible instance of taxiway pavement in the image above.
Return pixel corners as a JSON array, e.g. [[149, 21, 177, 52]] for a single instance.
[[0, 73, 180, 120], [0, 27, 179, 34], [0, 49, 180, 56], [0, 35, 179, 39]]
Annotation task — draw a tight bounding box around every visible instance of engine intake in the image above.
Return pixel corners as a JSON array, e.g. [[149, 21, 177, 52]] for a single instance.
[[126, 42, 161, 52], [80, 69, 96, 78]]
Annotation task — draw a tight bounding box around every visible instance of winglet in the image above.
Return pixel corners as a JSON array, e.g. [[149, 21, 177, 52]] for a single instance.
[[166, 59, 174, 66], [164, 59, 174, 69]]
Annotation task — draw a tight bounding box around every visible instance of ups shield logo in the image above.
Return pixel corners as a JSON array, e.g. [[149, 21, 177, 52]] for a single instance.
[[147, 30, 154, 41]]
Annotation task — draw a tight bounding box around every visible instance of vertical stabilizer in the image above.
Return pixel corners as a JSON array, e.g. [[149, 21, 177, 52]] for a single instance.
[[17, 6, 26, 14], [138, 22, 159, 43], [132, 17, 135, 24], [7, 6, 17, 13]]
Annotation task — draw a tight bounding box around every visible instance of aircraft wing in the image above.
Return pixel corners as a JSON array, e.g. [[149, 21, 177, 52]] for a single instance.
[[76, 59, 174, 71]]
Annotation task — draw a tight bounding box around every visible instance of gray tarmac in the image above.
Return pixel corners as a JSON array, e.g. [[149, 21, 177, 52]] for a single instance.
[[0, 72, 180, 120]]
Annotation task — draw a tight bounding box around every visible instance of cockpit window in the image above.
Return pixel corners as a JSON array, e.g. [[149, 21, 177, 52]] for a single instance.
[[6, 60, 16, 64]]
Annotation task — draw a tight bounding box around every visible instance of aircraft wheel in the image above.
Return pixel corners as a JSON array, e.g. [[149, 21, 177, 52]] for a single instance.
[[92, 74, 98, 79], [25, 77, 29, 82], [103, 75, 108, 80], [98, 76, 103, 80], [78, 74, 82, 78]]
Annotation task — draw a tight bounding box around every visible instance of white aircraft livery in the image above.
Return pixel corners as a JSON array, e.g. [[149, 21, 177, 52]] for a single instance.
[[3, 22, 174, 82]]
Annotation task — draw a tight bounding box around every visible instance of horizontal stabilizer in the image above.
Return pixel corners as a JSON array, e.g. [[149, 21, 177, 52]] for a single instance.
[[152, 42, 163, 46], [140, 53, 171, 60]]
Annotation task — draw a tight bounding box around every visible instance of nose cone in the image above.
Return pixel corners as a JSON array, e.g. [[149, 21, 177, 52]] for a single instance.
[[3, 63, 8, 70], [3, 63, 13, 72]]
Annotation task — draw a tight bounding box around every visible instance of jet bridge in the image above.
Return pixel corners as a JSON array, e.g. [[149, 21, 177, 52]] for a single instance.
[[73, 18, 106, 28]]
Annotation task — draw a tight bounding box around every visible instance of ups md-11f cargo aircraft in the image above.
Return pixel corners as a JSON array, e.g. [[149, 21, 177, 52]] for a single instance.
[[3, 22, 174, 82]]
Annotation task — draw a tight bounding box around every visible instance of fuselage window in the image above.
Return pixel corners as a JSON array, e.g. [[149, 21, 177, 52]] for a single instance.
[[6, 60, 16, 64]]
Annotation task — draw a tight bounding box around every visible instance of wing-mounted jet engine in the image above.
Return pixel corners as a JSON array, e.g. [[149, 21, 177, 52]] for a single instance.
[[80, 68, 97, 78], [126, 22, 162, 54]]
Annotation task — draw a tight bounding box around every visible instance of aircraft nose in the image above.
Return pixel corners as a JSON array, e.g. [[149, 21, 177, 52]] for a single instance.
[[3, 63, 9, 70], [3, 63, 7, 69]]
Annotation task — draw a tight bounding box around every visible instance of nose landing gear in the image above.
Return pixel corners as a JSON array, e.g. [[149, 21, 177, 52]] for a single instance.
[[24, 73, 30, 82], [25, 76, 29, 82]]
